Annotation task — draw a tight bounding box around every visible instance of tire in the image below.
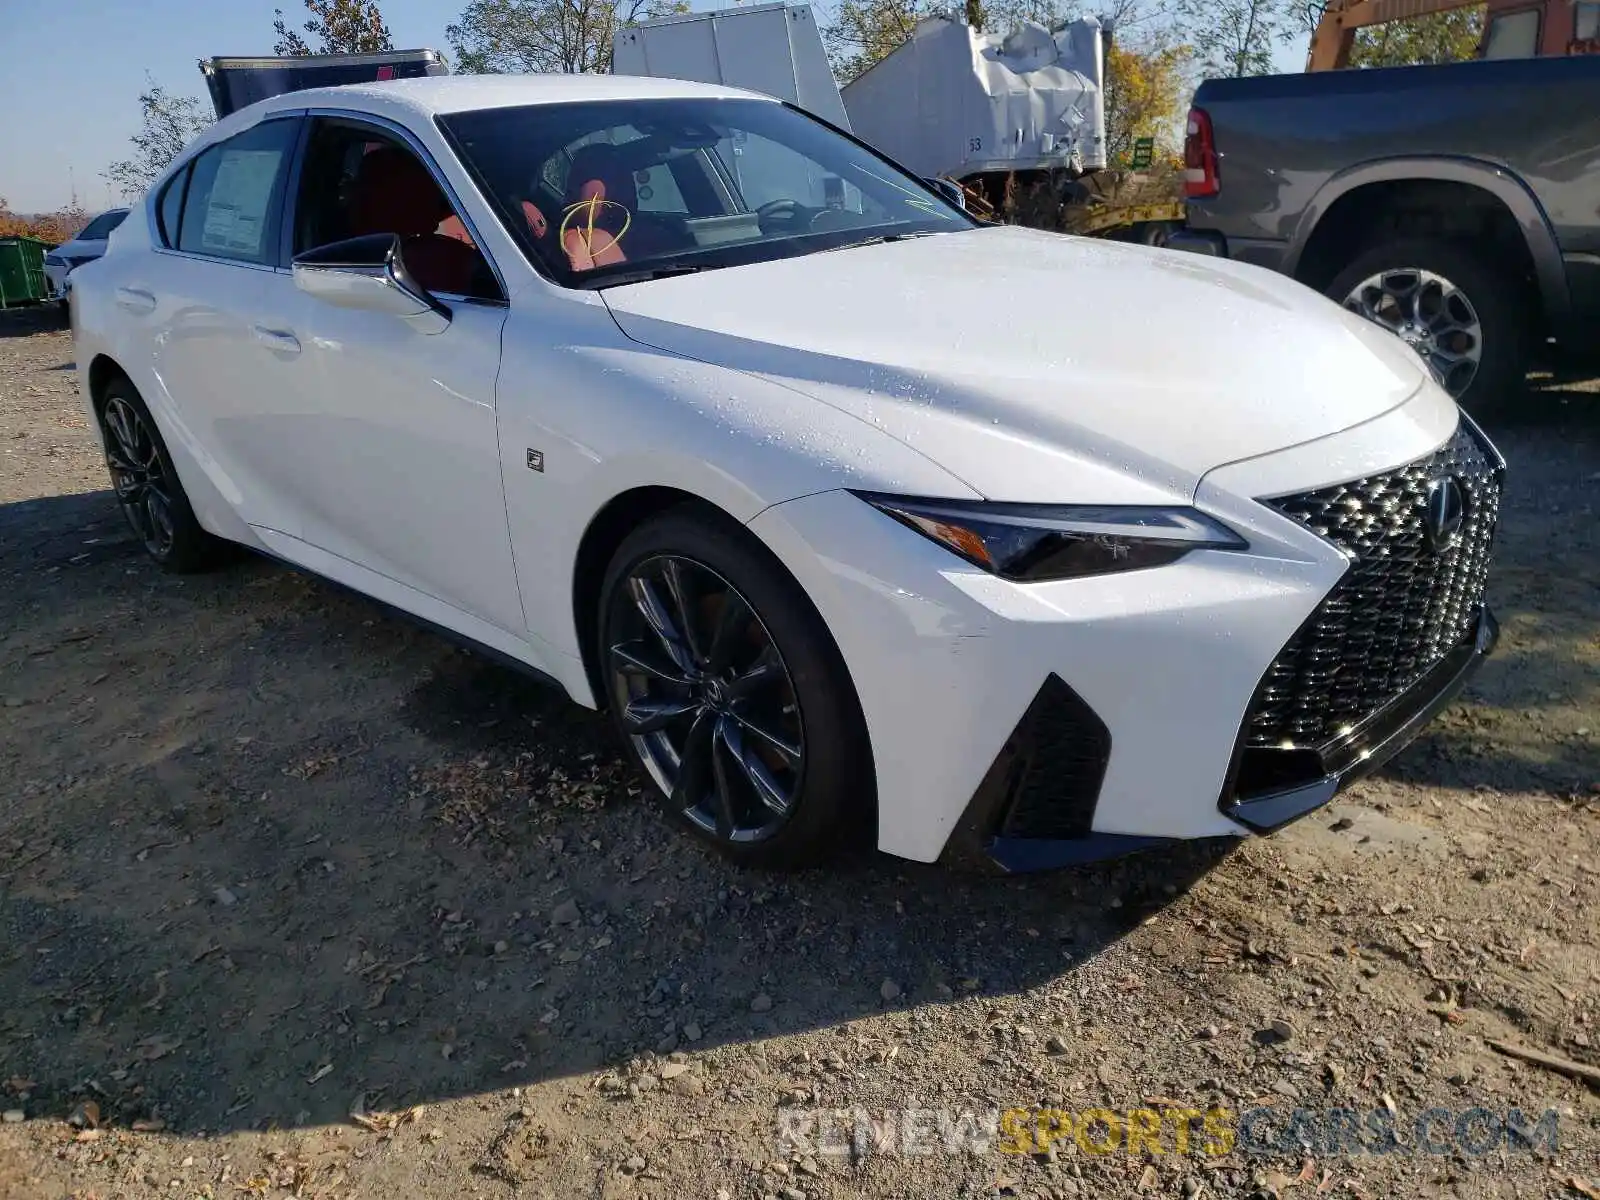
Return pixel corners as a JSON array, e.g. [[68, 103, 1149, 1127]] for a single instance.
[[97, 377, 227, 573], [1325, 237, 1530, 416], [597, 504, 874, 868], [1137, 221, 1174, 249]]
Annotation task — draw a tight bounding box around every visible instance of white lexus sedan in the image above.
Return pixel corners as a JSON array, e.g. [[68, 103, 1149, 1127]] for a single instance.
[[71, 75, 1503, 872]]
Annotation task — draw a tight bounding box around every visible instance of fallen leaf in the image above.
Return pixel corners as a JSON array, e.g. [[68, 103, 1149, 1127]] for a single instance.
[[351, 1104, 425, 1134], [1138, 1164, 1158, 1190], [130, 1118, 166, 1133], [306, 1063, 333, 1085], [134, 1035, 183, 1062], [1555, 1172, 1600, 1200]]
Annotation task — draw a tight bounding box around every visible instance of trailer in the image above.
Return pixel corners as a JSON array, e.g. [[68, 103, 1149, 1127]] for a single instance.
[[612, 3, 1183, 240], [613, 5, 850, 130], [199, 48, 447, 119]]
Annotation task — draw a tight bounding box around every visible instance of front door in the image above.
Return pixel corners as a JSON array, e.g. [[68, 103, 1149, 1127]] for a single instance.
[[266, 116, 524, 636]]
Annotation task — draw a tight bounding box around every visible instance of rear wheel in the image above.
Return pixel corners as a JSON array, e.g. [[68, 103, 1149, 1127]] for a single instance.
[[1326, 237, 1529, 416], [598, 507, 873, 868], [98, 377, 227, 573]]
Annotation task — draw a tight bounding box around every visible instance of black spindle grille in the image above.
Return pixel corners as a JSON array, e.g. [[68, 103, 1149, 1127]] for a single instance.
[[1245, 424, 1501, 750]]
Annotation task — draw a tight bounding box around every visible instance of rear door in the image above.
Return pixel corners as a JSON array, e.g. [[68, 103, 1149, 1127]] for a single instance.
[[137, 115, 306, 536]]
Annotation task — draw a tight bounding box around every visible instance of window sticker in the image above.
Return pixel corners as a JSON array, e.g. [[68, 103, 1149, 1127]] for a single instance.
[[201, 150, 282, 256]]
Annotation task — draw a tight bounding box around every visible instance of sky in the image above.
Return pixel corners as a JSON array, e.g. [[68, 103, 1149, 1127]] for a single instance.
[[0, 0, 1311, 215]]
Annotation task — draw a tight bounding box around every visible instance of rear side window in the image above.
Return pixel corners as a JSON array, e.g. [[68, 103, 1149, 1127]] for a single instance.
[[177, 119, 300, 264], [157, 170, 188, 247], [80, 210, 129, 241]]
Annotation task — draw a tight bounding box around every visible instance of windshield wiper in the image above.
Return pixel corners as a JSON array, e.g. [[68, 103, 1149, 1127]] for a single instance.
[[821, 230, 943, 254], [579, 263, 710, 289]]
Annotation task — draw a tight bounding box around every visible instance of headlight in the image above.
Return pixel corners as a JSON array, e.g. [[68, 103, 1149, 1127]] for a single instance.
[[855, 493, 1247, 581]]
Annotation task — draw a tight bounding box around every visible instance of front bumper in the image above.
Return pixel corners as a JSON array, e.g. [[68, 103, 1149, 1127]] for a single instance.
[[747, 392, 1489, 871], [1166, 229, 1226, 257], [935, 607, 1497, 872], [1167, 226, 1292, 277], [1222, 608, 1497, 834]]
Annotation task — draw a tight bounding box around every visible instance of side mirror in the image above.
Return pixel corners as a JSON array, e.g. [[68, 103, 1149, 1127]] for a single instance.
[[925, 177, 967, 211], [292, 233, 450, 334]]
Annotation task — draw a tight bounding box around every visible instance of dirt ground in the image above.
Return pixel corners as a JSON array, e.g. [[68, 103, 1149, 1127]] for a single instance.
[[0, 302, 1596, 1200]]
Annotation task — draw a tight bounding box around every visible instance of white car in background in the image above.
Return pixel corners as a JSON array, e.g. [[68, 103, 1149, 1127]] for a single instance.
[[68, 75, 1503, 872], [44, 207, 130, 306]]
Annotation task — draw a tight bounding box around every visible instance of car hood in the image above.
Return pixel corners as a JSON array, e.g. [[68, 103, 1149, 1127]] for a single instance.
[[600, 225, 1430, 503]]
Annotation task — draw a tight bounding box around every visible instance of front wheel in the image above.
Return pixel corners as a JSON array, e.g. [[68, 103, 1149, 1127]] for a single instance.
[[1326, 237, 1529, 416], [598, 507, 874, 868]]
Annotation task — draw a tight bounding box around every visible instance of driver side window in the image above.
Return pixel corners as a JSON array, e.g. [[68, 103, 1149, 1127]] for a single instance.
[[293, 119, 501, 301]]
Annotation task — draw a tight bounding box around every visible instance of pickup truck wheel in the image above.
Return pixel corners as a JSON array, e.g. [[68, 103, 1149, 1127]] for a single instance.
[[1327, 238, 1527, 415]]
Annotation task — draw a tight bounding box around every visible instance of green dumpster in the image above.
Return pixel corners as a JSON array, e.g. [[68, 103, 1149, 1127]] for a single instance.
[[0, 236, 51, 308]]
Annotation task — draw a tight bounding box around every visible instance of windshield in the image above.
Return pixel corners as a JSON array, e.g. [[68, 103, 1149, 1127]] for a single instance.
[[439, 98, 973, 288], [79, 210, 129, 241]]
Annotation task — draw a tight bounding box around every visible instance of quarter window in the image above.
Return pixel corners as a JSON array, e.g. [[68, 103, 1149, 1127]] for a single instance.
[[157, 170, 188, 247], [177, 119, 299, 264]]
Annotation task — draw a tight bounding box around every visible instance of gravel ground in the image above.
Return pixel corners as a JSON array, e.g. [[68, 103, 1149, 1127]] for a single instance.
[[0, 303, 1596, 1200]]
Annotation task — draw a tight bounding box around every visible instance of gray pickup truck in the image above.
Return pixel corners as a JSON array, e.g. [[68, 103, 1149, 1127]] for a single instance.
[[1173, 54, 1600, 413]]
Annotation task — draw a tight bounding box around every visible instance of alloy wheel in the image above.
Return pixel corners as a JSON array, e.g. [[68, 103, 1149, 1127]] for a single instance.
[[606, 555, 805, 844], [1342, 267, 1484, 398], [102, 396, 176, 558]]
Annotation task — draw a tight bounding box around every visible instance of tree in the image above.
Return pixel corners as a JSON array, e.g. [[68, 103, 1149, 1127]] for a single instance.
[[273, 0, 394, 56], [447, 0, 686, 75], [824, 0, 929, 80], [1, 195, 92, 244], [103, 83, 212, 200], [1291, 0, 1326, 37], [1348, 8, 1484, 66], [1103, 40, 1191, 166], [1292, 0, 1484, 67], [1176, 0, 1287, 77]]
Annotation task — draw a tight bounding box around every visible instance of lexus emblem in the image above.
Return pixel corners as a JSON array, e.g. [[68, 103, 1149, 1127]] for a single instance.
[[1424, 477, 1466, 551]]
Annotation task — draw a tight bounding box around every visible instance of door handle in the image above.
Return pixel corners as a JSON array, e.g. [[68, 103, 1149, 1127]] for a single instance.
[[252, 326, 301, 356], [114, 287, 157, 315]]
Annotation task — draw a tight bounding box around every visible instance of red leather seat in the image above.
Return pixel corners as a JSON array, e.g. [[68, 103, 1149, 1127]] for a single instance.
[[349, 146, 483, 296], [562, 145, 635, 270], [561, 144, 690, 271]]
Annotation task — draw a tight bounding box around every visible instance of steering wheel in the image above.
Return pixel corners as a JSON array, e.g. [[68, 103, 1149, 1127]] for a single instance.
[[807, 207, 859, 233], [756, 198, 808, 234]]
